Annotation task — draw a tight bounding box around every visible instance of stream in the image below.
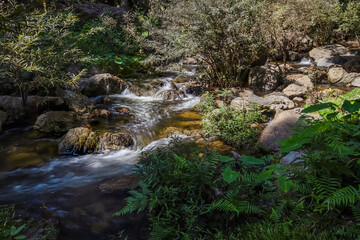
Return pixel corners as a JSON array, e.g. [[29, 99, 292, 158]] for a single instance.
[[0, 68, 203, 239]]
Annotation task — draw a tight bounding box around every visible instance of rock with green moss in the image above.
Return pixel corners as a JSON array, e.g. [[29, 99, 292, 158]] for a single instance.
[[58, 127, 134, 155]]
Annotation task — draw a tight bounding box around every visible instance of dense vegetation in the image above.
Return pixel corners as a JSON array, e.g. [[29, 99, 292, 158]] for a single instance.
[[119, 90, 360, 239]]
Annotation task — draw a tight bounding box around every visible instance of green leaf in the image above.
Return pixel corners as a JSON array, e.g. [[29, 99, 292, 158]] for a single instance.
[[342, 100, 360, 113], [278, 134, 312, 153], [219, 155, 234, 163], [15, 235, 27, 240], [278, 176, 292, 193], [13, 224, 26, 236], [223, 167, 239, 184], [256, 170, 275, 183], [241, 155, 265, 165], [301, 102, 337, 113]]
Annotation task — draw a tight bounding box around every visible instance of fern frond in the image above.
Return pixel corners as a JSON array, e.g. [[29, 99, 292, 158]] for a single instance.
[[210, 199, 239, 214], [307, 174, 340, 197], [323, 186, 359, 209]]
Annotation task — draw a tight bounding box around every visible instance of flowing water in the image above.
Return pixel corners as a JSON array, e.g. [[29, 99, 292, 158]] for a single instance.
[[0, 68, 204, 239]]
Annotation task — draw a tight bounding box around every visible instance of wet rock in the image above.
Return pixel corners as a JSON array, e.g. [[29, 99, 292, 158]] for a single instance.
[[58, 127, 91, 155], [0, 110, 7, 133], [79, 73, 126, 97], [74, 3, 126, 21], [99, 132, 134, 150], [158, 89, 185, 101], [249, 66, 283, 91], [114, 107, 130, 114], [0, 96, 23, 124], [259, 108, 303, 151], [34, 111, 79, 133], [327, 67, 360, 86], [59, 127, 134, 155], [184, 81, 204, 96], [309, 45, 347, 68], [282, 76, 314, 98], [173, 75, 190, 83], [160, 127, 202, 139], [263, 92, 295, 111], [63, 90, 92, 114], [281, 151, 304, 165], [99, 175, 138, 193], [344, 58, 360, 73], [149, 79, 164, 88], [89, 109, 111, 119], [26, 96, 66, 113]]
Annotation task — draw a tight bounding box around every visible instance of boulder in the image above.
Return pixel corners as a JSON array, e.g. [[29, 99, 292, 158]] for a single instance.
[[230, 90, 271, 110], [344, 58, 360, 73], [281, 151, 304, 165], [309, 45, 347, 68], [327, 67, 360, 86], [63, 90, 92, 114], [184, 81, 204, 96], [0, 110, 7, 133], [157, 89, 185, 101], [0, 96, 23, 124], [99, 175, 138, 193], [282, 76, 314, 98], [33, 111, 79, 133], [79, 73, 126, 97], [58, 127, 134, 155], [58, 127, 91, 155], [263, 92, 295, 111], [89, 109, 111, 119], [74, 3, 126, 21], [249, 66, 283, 91], [259, 108, 303, 151], [98, 132, 134, 151]]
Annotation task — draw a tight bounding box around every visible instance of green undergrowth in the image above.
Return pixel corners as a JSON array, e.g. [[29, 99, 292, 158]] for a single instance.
[[198, 91, 264, 150], [117, 91, 360, 239], [0, 205, 57, 240]]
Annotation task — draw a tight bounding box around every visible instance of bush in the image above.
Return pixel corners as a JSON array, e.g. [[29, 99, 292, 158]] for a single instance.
[[198, 92, 263, 149]]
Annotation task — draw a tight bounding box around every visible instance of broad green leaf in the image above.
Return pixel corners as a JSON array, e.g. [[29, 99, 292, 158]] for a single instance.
[[301, 102, 337, 113], [256, 170, 274, 183], [278, 176, 292, 193], [223, 167, 239, 184], [241, 155, 265, 165], [342, 100, 360, 113], [278, 134, 312, 153], [219, 155, 234, 163], [13, 224, 26, 236], [15, 235, 27, 240]]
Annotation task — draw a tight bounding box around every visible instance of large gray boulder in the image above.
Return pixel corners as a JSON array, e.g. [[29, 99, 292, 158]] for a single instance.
[[249, 66, 283, 91], [59, 127, 134, 155], [230, 90, 271, 110], [33, 111, 79, 133], [264, 92, 295, 111], [309, 45, 347, 68], [327, 67, 360, 86], [282, 76, 314, 98], [79, 73, 126, 97], [259, 108, 303, 151]]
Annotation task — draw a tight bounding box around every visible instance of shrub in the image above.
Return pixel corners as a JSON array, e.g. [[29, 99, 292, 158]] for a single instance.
[[198, 92, 263, 149]]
